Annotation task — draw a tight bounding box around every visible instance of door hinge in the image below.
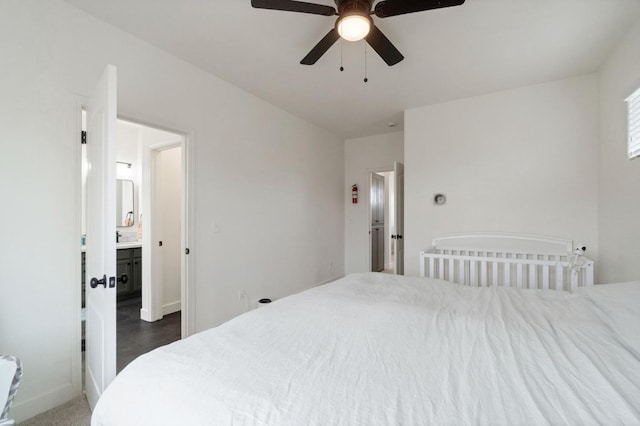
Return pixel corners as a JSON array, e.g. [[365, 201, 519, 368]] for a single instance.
[[81, 130, 87, 144]]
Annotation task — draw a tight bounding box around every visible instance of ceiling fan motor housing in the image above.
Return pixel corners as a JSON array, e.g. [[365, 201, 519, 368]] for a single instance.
[[336, 0, 372, 17]]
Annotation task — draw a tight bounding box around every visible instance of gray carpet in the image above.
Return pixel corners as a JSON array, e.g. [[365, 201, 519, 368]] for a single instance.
[[20, 396, 91, 426]]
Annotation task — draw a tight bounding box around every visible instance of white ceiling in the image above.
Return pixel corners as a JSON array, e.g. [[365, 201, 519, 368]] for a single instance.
[[64, 0, 640, 139]]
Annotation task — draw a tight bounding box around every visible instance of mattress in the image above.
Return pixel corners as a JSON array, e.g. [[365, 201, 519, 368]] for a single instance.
[[91, 273, 640, 425]]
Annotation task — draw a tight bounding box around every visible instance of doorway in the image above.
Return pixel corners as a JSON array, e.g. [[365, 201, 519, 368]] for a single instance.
[[370, 171, 395, 273], [80, 113, 188, 377], [369, 161, 404, 275], [114, 119, 186, 373]]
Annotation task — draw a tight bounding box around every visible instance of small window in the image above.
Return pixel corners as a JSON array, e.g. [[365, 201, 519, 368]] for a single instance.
[[627, 86, 640, 160]]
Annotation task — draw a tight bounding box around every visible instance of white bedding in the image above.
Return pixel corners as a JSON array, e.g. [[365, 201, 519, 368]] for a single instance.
[[92, 273, 640, 425]]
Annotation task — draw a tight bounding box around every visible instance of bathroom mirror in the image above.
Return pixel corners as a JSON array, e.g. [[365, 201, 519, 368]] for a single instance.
[[116, 179, 135, 227]]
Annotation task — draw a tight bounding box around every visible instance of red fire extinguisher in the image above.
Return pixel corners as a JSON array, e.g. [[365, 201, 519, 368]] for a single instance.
[[352, 184, 358, 204]]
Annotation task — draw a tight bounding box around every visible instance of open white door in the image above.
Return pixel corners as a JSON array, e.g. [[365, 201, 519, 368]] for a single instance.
[[85, 65, 118, 409], [394, 161, 404, 275]]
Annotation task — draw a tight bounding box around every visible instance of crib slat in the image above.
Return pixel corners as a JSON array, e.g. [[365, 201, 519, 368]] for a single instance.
[[458, 258, 465, 285], [438, 258, 444, 280], [429, 257, 435, 279], [504, 260, 511, 287], [542, 265, 549, 290], [555, 256, 563, 291], [480, 261, 487, 287], [470, 261, 477, 286], [516, 264, 523, 288], [449, 257, 455, 282], [529, 262, 537, 289], [492, 261, 498, 286]]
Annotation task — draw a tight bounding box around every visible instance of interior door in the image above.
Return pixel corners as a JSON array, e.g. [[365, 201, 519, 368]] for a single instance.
[[85, 65, 118, 409], [394, 161, 404, 275]]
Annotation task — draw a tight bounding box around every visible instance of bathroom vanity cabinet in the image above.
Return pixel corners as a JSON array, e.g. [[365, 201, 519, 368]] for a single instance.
[[116, 247, 142, 300], [81, 246, 142, 306]]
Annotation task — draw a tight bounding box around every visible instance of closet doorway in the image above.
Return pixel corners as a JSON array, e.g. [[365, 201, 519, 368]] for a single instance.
[[370, 172, 387, 272], [369, 161, 404, 275]]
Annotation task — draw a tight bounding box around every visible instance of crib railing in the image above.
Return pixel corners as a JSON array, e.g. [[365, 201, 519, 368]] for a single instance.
[[419, 236, 595, 291]]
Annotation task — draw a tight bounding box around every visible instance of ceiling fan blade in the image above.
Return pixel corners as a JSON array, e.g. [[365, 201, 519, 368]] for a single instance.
[[374, 0, 465, 18], [300, 28, 340, 65], [251, 0, 336, 16], [365, 25, 404, 66]]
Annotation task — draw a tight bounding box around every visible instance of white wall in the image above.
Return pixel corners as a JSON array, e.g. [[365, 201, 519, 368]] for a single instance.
[[345, 132, 404, 273], [598, 19, 640, 283], [0, 0, 344, 421], [404, 75, 599, 277]]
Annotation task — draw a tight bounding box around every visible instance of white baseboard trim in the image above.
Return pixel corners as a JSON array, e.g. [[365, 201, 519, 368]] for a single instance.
[[162, 301, 181, 316], [316, 274, 345, 287], [140, 307, 153, 322], [12, 383, 79, 423]]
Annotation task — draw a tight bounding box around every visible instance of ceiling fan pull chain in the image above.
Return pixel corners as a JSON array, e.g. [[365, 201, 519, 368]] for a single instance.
[[340, 38, 344, 72], [364, 43, 369, 83]]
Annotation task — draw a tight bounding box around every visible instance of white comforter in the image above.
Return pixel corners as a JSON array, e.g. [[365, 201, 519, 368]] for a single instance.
[[92, 273, 640, 425]]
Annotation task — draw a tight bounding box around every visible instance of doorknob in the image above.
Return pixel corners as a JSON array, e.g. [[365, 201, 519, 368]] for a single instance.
[[90, 274, 107, 289]]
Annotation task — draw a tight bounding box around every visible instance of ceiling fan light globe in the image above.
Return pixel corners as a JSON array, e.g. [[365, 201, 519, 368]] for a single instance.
[[337, 15, 371, 42]]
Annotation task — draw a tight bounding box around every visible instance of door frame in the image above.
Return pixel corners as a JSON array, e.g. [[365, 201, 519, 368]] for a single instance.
[[72, 97, 86, 399], [146, 142, 183, 323], [118, 113, 194, 340]]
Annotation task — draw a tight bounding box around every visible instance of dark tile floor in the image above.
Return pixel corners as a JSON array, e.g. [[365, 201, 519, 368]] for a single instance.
[[117, 296, 181, 373]]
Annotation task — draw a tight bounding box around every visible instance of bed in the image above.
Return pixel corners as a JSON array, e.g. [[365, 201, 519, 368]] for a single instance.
[[91, 236, 640, 425]]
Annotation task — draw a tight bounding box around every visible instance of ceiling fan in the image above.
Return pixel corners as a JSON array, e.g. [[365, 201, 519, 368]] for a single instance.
[[251, 0, 465, 66]]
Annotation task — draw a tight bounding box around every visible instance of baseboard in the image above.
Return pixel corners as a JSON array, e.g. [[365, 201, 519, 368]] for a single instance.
[[140, 307, 153, 322], [141, 303, 180, 322], [316, 274, 345, 286], [162, 301, 181, 316], [11, 383, 79, 423]]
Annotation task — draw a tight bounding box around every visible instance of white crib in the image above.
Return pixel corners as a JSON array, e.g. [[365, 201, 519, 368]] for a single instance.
[[420, 233, 594, 291]]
